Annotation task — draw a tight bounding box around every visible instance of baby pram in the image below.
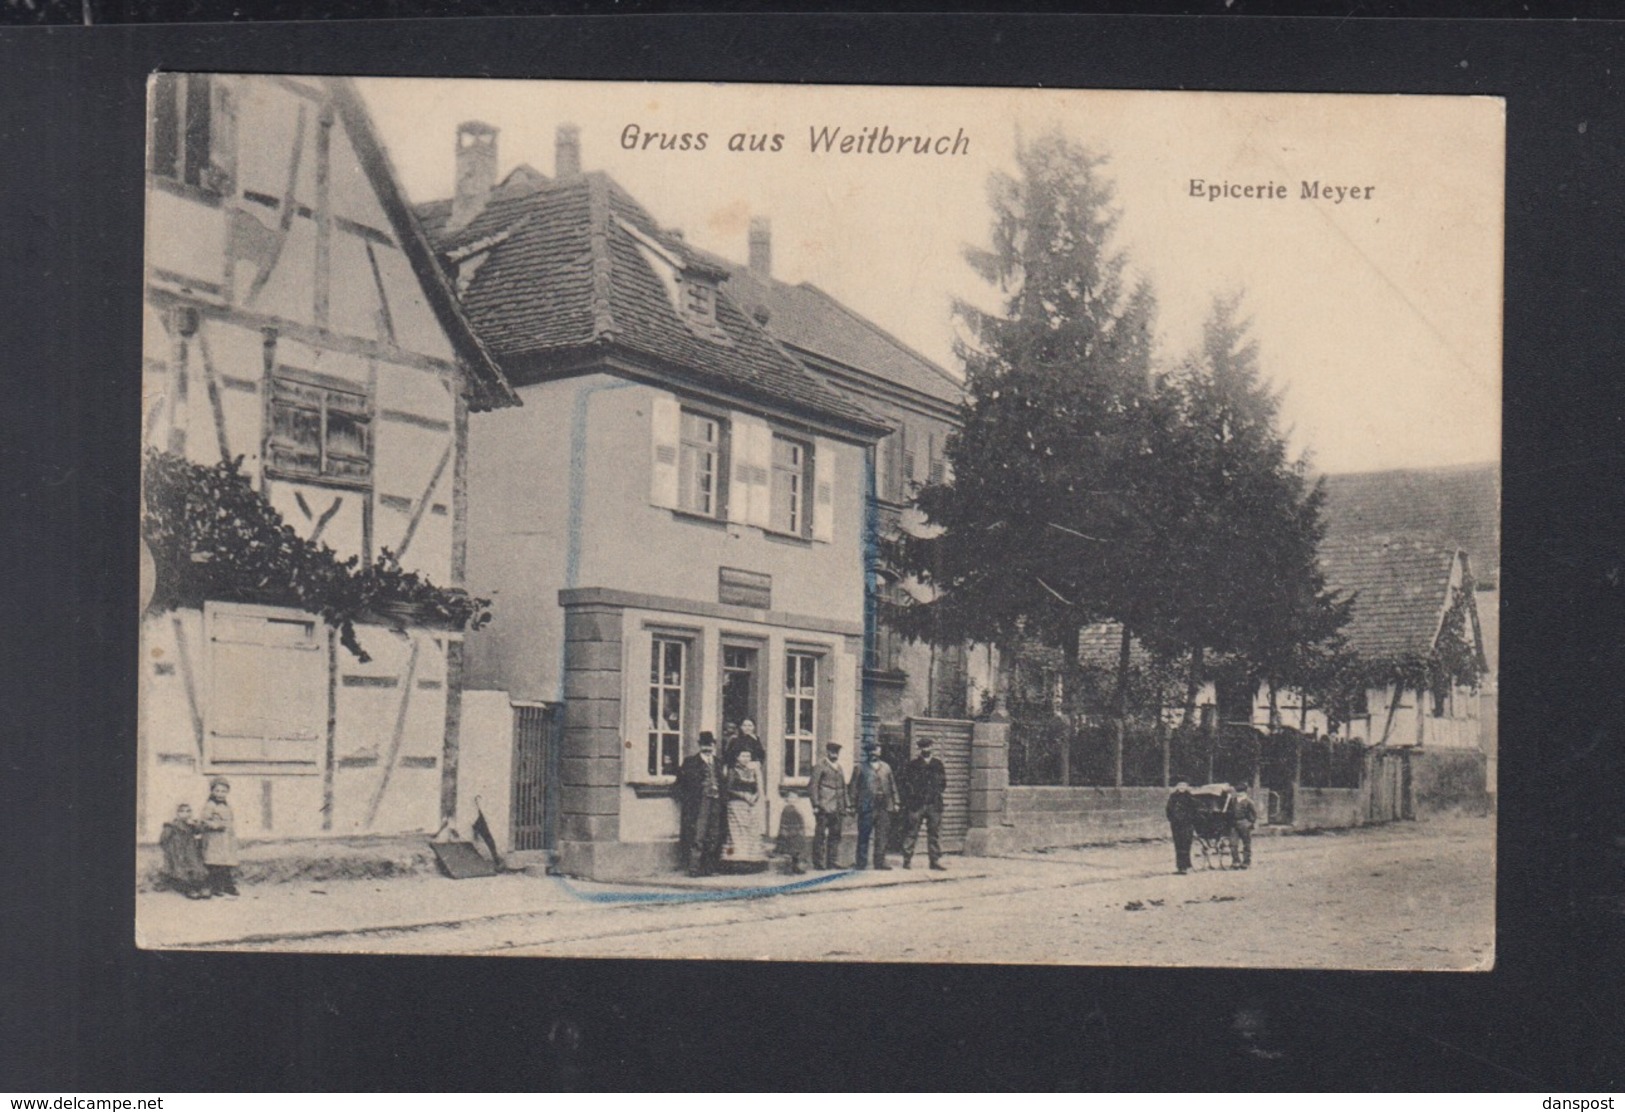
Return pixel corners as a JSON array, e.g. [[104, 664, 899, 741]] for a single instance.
[[1189, 783, 1238, 869]]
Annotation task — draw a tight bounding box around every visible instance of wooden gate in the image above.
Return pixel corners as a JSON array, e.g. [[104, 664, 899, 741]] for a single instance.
[[1366, 747, 1412, 823], [512, 702, 559, 853], [905, 716, 973, 853]]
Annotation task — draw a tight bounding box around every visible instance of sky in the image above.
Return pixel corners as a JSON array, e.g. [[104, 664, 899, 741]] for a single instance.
[[360, 79, 1503, 475]]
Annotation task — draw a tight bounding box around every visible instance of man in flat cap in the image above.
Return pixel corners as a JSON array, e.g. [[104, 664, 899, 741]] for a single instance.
[[901, 738, 948, 871], [807, 741, 848, 870]]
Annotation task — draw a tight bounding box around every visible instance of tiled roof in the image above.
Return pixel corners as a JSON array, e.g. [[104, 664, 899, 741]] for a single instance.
[[705, 260, 966, 408], [1321, 463, 1499, 587], [1319, 536, 1458, 661], [1076, 622, 1152, 672], [1077, 535, 1461, 669], [416, 173, 882, 433]]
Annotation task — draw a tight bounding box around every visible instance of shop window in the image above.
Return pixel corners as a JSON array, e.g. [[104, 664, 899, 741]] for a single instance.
[[267, 373, 372, 485], [645, 635, 688, 778], [678, 408, 727, 518], [771, 434, 811, 536], [783, 650, 820, 779]]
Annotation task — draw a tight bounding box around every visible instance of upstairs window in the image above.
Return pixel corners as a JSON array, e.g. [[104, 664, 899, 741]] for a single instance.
[[268, 373, 372, 485], [678, 409, 726, 517], [771, 435, 811, 536], [150, 73, 235, 195]]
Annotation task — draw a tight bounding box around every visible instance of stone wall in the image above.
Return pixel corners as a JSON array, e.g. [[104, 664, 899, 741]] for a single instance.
[[968, 785, 1173, 854], [1293, 787, 1366, 831]]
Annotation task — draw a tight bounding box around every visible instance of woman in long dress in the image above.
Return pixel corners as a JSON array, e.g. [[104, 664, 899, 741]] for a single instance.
[[722, 748, 769, 871]]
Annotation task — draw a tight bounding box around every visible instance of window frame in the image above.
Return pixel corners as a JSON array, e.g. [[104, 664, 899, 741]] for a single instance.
[[781, 648, 823, 783], [265, 368, 375, 490], [769, 433, 813, 538], [676, 406, 729, 520], [641, 632, 693, 782], [149, 73, 232, 199], [683, 279, 717, 322]]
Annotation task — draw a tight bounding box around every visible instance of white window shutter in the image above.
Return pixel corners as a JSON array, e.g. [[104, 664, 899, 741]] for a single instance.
[[812, 438, 836, 543], [746, 417, 774, 530], [727, 412, 751, 524], [649, 392, 680, 509]]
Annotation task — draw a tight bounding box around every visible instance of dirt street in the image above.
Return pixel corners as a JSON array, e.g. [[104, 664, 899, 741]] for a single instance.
[[172, 816, 1493, 969]]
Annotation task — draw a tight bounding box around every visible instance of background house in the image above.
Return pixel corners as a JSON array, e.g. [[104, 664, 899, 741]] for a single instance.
[[1321, 463, 1500, 787], [138, 74, 515, 843], [420, 125, 889, 877]]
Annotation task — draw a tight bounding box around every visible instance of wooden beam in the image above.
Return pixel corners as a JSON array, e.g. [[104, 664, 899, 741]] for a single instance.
[[1377, 684, 1404, 748], [364, 635, 421, 830], [395, 440, 453, 563], [322, 626, 337, 831], [245, 104, 307, 308], [195, 330, 233, 463], [148, 286, 460, 378], [313, 103, 334, 328], [171, 615, 207, 763]]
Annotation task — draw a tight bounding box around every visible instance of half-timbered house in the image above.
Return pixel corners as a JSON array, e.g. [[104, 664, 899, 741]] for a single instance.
[[138, 74, 516, 844]]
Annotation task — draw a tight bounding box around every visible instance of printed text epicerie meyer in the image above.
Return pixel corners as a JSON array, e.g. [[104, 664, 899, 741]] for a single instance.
[[619, 124, 971, 156], [1190, 179, 1376, 204]]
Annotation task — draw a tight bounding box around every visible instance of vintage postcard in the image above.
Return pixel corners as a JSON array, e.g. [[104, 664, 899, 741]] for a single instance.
[[136, 75, 1501, 967]]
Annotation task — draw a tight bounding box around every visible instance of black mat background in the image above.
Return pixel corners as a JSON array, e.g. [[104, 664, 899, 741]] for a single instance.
[[2, 9, 1622, 1092]]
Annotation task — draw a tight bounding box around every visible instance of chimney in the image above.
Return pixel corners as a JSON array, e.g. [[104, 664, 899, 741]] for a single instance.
[[450, 121, 498, 232], [555, 123, 581, 178], [748, 216, 772, 278]]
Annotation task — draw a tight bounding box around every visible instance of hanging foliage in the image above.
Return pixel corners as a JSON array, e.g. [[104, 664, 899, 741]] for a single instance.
[[141, 448, 492, 661]]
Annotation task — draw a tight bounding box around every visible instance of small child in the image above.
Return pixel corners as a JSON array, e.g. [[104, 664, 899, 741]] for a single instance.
[[198, 777, 240, 898], [159, 802, 208, 899]]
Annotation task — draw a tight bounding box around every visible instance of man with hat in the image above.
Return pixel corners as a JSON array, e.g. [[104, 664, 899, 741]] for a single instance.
[[1166, 781, 1197, 874], [1230, 784, 1258, 869], [901, 738, 948, 871], [676, 732, 725, 876], [807, 741, 849, 870]]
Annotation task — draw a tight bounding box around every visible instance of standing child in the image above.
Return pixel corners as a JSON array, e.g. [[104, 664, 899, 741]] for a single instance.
[[159, 802, 208, 899], [198, 777, 240, 898]]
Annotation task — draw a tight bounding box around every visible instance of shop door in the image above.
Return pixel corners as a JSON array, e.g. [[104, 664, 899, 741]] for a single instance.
[[720, 643, 762, 747]]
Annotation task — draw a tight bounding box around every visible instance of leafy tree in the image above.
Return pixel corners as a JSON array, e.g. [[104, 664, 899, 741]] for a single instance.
[[887, 129, 1156, 641], [1157, 294, 1350, 724]]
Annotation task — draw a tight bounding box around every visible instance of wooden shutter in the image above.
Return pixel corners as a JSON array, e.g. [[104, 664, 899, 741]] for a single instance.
[[208, 77, 238, 196], [727, 412, 757, 525], [205, 604, 325, 770], [744, 416, 776, 529], [812, 437, 837, 543], [649, 392, 680, 509]]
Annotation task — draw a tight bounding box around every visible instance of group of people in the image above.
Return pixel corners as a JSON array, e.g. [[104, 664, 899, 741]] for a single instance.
[[675, 720, 770, 876], [157, 776, 240, 899], [1164, 781, 1259, 874], [675, 725, 950, 877]]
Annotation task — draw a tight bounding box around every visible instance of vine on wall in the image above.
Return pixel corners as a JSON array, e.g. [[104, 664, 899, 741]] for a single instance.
[[141, 448, 491, 661]]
